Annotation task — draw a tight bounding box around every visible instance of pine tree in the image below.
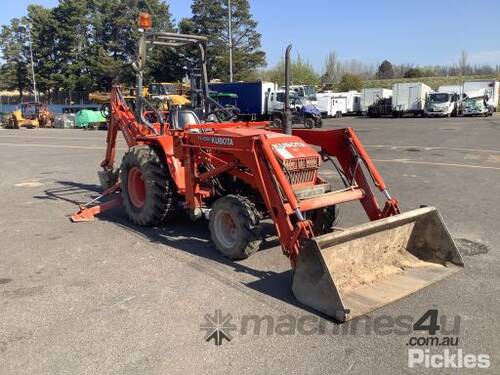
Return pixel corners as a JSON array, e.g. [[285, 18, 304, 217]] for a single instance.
[[0, 18, 31, 98], [377, 60, 394, 79], [181, 0, 266, 81], [87, 0, 182, 89], [27, 5, 58, 97]]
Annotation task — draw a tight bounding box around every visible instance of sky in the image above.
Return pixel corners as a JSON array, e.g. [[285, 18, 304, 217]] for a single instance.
[[3, 0, 500, 72]]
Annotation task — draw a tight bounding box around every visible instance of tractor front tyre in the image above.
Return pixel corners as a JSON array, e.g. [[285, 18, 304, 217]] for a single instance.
[[272, 117, 282, 129], [120, 145, 176, 226], [209, 195, 262, 260], [314, 118, 323, 128], [304, 117, 315, 129]]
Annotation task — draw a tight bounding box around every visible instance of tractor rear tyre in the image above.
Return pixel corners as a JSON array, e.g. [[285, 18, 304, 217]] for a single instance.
[[209, 195, 262, 260], [304, 117, 315, 129], [120, 145, 176, 226]]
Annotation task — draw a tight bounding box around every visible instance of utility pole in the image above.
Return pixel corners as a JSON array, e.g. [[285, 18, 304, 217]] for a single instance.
[[228, 0, 233, 82], [27, 23, 38, 103]]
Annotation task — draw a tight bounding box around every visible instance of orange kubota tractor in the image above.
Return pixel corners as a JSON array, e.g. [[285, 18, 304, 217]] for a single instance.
[[71, 25, 463, 322]]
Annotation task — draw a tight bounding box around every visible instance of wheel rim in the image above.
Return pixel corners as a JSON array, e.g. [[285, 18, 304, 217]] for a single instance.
[[214, 210, 238, 249], [128, 167, 146, 208]]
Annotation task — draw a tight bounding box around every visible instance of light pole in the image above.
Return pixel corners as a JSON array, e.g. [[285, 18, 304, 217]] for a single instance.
[[228, 0, 233, 82], [27, 23, 38, 103]]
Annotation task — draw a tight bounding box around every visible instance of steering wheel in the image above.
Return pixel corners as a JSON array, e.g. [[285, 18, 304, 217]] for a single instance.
[[205, 106, 240, 122], [100, 103, 111, 119]]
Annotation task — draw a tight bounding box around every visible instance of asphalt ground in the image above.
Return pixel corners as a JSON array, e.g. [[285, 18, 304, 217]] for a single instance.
[[0, 114, 499, 374]]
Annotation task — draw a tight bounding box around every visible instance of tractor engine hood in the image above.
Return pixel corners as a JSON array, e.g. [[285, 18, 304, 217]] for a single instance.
[[265, 133, 321, 165], [208, 127, 321, 166]]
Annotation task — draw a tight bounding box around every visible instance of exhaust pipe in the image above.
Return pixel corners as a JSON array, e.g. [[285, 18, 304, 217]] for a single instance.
[[283, 44, 293, 135]]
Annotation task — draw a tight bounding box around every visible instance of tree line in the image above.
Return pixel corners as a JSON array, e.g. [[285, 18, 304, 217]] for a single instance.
[[0, 0, 265, 99], [1, 0, 499, 99], [307, 50, 500, 91]]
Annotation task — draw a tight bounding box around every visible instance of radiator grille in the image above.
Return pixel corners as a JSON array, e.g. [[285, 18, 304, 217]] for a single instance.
[[285, 168, 317, 185], [283, 157, 320, 170]]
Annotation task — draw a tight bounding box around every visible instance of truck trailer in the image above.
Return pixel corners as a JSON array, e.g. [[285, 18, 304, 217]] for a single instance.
[[392, 82, 432, 117], [317, 93, 347, 118], [319, 91, 360, 115], [361, 88, 392, 113]]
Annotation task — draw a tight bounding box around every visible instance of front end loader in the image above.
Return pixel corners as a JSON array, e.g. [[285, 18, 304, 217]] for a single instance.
[[71, 21, 463, 322]]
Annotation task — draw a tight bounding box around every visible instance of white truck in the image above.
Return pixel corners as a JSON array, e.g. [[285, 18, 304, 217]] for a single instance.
[[317, 93, 347, 118], [462, 89, 493, 117], [392, 82, 432, 117], [424, 92, 460, 117], [280, 84, 318, 106], [439, 85, 465, 114], [361, 88, 392, 113], [463, 80, 499, 112]]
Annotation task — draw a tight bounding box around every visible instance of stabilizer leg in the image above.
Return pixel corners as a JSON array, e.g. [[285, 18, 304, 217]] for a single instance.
[[70, 183, 122, 222]]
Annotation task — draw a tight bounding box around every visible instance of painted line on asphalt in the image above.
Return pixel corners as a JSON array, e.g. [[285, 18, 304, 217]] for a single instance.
[[366, 144, 500, 154], [0, 135, 103, 141], [0, 142, 127, 151], [2, 137, 500, 154], [373, 159, 500, 171]]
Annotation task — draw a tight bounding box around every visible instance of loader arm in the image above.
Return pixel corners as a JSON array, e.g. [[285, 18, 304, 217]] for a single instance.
[[183, 127, 391, 262], [292, 128, 400, 220]]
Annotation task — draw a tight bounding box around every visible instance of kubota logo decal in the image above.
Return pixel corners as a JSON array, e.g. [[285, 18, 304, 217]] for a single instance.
[[272, 141, 306, 150], [199, 136, 234, 146]]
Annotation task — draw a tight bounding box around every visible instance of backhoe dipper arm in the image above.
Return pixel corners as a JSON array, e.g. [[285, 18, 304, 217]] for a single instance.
[[101, 87, 144, 170]]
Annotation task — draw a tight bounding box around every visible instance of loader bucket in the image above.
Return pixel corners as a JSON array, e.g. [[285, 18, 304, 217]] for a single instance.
[[292, 206, 464, 322]]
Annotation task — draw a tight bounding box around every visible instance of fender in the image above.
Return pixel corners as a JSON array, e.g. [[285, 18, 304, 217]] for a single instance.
[[152, 135, 186, 194]]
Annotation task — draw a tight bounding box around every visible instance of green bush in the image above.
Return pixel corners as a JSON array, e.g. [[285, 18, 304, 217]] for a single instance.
[[337, 73, 363, 92]]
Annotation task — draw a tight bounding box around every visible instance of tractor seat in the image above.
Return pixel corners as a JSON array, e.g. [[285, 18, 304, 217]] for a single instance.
[[169, 107, 200, 129]]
